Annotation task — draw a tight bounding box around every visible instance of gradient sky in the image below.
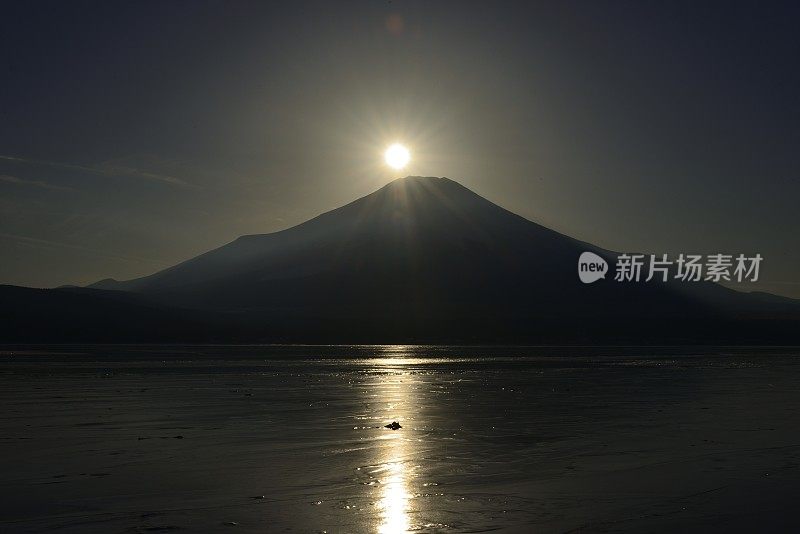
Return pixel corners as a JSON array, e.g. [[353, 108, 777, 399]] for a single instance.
[[2, 1, 799, 297]]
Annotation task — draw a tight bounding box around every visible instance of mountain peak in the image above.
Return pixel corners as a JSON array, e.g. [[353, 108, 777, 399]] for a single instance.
[[390, 175, 454, 184], [373, 175, 485, 208], [383, 175, 462, 192]]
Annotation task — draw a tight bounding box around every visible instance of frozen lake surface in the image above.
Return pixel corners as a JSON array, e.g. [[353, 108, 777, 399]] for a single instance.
[[2, 345, 800, 532]]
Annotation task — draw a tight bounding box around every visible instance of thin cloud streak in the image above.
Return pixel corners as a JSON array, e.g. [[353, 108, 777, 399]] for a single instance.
[[0, 174, 74, 191], [0, 232, 171, 268], [0, 155, 190, 187]]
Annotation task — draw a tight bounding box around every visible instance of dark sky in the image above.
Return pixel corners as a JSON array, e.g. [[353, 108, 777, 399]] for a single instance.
[[2, 1, 799, 297]]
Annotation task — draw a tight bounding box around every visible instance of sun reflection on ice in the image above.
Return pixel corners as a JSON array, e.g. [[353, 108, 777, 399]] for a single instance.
[[378, 456, 410, 534], [374, 347, 414, 533]]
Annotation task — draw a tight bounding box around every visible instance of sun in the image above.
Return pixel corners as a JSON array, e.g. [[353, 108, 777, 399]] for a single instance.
[[384, 143, 410, 170]]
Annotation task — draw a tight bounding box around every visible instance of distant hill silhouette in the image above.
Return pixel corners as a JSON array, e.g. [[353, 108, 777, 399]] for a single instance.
[[3, 176, 799, 343]]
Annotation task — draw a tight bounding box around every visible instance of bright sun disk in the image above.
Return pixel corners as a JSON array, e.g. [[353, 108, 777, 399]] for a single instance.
[[384, 143, 410, 170]]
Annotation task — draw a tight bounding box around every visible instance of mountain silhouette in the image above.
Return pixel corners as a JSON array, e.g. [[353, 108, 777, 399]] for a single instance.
[[92, 176, 601, 305], [3, 176, 799, 343]]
